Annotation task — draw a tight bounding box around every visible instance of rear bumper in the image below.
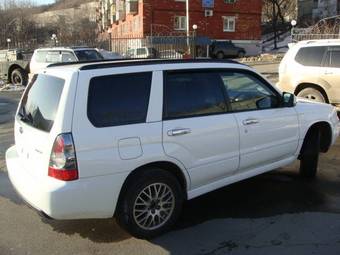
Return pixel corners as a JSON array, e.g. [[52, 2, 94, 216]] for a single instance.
[[6, 145, 127, 220]]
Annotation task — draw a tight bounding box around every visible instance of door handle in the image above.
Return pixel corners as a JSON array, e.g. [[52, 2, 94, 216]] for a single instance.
[[242, 119, 259, 125], [167, 128, 191, 136]]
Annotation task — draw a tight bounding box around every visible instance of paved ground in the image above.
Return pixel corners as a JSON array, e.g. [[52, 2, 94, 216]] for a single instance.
[[1, 67, 340, 254]]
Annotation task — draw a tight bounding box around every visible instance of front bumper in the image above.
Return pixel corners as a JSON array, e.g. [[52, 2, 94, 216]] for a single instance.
[[5, 145, 126, 220]]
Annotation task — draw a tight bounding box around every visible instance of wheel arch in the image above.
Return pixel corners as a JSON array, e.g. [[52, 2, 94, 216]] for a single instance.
[[300, 121, 333, 157], [294, 83, 329, 103], [7, 64, 27, 83], [116, 160, 190, 210]]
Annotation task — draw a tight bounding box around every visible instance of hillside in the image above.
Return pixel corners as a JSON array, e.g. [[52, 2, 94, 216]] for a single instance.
[[39, 0, 94, 11]]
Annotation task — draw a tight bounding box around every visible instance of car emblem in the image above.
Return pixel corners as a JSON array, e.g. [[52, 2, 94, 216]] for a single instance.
[[19, 127, 23, 134]]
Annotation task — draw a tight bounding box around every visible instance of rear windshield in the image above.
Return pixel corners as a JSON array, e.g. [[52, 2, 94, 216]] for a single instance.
[[74, 50, 103, 61], [18, 74, 64, 132]]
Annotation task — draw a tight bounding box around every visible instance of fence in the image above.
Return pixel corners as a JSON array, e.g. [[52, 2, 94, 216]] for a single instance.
[[110, 35, 212, 59], [292, 33, 340, 42]]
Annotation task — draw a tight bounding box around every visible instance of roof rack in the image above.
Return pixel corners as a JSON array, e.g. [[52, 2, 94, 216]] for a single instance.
[[47, 58, 243, 70]]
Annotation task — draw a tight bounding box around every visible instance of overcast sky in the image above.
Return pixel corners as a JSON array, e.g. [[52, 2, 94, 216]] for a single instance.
[[34, 0, 55, 5]]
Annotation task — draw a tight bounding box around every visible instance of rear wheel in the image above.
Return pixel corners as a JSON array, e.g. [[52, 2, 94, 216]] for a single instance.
[[299, 129, 320, 178], [116, 168, 184, 239], [216, 52, 225, 59], [297, 87, 327, 103], [10, 68, 28, 86], [238, 51, 245, 58]]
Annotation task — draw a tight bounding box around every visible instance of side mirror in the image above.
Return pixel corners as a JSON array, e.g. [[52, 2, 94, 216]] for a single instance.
[[282, 92, 296, 107]]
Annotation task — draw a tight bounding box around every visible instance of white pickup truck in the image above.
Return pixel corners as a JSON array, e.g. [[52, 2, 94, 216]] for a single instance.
[[6, 59, 340, 238]]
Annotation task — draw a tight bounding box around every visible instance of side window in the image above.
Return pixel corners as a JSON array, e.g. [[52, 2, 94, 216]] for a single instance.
[[61, 51, 77, 62], [46, 51, 61, 63], [295, 46, 326, 66], [34, 51, 48, 63], [136, 48, 147, 55], [221, 72, 280, 112], [327, 51, 340, 68], [88, 72, 152, 127], [164, 72, 227, 119]]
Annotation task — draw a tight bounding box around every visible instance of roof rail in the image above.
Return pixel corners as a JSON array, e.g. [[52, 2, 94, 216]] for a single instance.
[[47, 58, 243, 70]]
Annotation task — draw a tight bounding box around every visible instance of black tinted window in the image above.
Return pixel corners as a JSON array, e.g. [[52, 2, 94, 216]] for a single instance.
[[74, 50, 103, 61], [164, 72, 227, 119], [295, 46, 326, 66], [88, 72, 152, 127], [19, 74, 64, 132], [221, 72, 279, 111]]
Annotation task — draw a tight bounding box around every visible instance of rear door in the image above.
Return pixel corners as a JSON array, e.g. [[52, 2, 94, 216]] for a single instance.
[[162, 70, 240, 189], [221, 70, 299, 172], [15, 74, 65, 178]]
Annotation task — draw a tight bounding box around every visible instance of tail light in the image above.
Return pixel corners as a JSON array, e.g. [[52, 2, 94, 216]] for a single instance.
[[48, 133, 78, 181]]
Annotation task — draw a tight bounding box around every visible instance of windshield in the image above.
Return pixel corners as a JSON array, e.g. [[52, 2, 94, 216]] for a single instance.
[[18, 74, 64, 132], [74, 50, 103, 61]]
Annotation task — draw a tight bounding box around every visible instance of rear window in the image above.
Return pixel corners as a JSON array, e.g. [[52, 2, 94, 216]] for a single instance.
[[87, 72, 152, 127], [295, 46, 326, 66], [34, 51, 48, 63], [74, 50, 103, 61], [18, 74, 64, 132]]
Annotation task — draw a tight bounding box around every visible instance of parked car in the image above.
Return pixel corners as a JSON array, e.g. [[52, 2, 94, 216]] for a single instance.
[[30, 47, 103, 74], [159, 50, 183, 59], [6, 59, 339, 239], [97, 49, 122, 59], [210, 41, 246, 59], [278, 39, 340, 109], [0, 49, 30, 86], [125, 47, 160, 59]]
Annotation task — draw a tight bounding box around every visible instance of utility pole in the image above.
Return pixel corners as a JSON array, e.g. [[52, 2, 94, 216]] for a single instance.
[[186, 0, 190, 54]]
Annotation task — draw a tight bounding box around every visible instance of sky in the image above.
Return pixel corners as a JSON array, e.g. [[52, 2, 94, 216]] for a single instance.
[[34, 0, 55, 5]]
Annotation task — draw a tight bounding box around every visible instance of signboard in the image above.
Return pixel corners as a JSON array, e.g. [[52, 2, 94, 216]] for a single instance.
[[202, 0, 214, 8]]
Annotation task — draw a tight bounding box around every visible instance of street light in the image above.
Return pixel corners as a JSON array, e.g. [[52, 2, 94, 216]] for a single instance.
[[291, 20, 297, 41], [192, 24, 198, 58], [6, 38, 11, 50], [51, 33, 58, 47]]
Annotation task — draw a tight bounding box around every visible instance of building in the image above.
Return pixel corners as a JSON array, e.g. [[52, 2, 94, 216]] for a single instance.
[[298, 0, 340, 23], [98, 0, 262, 55]]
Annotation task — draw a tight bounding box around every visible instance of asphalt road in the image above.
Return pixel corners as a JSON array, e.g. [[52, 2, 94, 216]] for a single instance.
[[1, 71, 340, 255]]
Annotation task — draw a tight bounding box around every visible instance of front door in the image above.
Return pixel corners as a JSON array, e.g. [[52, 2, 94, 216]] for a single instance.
[[220, 70, 299, 172]]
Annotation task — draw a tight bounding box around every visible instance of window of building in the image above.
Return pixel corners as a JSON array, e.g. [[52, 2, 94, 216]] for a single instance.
[[224, 0, 237, 3], [223, 16, 236, 32], [174, 16, 187, 30], [88, 72, 152, 127]]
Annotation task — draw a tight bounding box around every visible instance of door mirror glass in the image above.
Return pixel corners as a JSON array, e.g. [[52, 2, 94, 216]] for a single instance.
[[282, 92, 296, 107]]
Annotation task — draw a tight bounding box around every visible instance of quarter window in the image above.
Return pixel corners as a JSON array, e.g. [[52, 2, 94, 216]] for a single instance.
[[164, 72, 227, 119], [325, 51, 340, 68], [221, 72, 279, 111], [88, 72, 152, 127]]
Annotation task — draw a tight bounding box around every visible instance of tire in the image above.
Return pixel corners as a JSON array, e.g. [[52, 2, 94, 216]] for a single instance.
[[238, 51, 245, 58], [10, 68, 28, 86], [299, 129, 320, 178], [216, 52, 225, 59], [116, 168, 184, 239], [297, 87, 327, 103]]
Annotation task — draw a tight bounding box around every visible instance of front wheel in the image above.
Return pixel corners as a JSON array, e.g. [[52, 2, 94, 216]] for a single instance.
[[299, 129, 320, 178], [116, 169, 184, 239], [216, 52, 225, 59]]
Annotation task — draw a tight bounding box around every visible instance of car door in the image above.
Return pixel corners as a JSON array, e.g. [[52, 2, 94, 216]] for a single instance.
[[162, 70, 240, 189], [321, 47, 340, 95], [220, 70, 299, 172]]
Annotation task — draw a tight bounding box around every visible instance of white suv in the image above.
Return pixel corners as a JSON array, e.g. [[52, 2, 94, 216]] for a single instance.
[[278, 39, 340, 108], [29, 47, 103, 75], [6, 59, 339, 238]]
